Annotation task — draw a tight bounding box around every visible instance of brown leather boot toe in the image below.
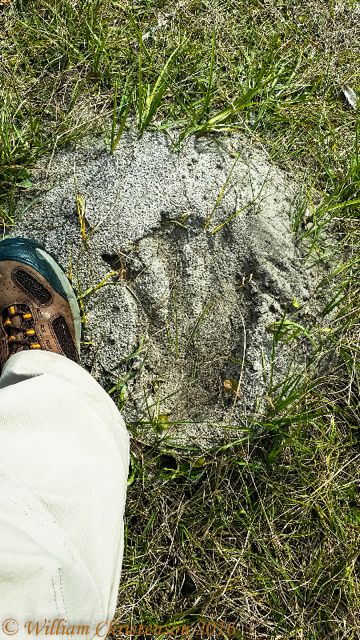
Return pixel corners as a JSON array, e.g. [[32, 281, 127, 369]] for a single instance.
[[0, 238, 81, 371]]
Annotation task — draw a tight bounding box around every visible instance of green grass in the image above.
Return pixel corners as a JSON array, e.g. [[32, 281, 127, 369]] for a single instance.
[[1, 0, 360, 637]]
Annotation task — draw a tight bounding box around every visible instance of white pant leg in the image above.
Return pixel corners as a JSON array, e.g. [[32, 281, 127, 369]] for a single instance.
[[0, 351, 129, 637]]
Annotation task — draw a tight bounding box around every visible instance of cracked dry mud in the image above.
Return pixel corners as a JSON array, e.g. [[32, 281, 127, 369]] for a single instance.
[[12, 131, 323, 445]]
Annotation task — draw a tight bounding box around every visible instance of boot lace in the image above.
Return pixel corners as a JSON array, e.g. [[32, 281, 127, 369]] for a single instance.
[[2, 304, 41, 354]]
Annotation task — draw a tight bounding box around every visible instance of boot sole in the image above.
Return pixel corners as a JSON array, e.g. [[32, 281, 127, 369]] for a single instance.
[[0, 237, 81, 350]]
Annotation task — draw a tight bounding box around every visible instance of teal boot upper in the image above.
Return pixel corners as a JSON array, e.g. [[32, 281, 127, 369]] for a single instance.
[[0, 237, 68, 301]]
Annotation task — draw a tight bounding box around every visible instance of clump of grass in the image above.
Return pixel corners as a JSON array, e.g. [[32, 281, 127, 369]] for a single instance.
[[120, 398, 360, 639], [110, 79, 130, 152], [1, 0, 358, 202], [137, 40, 185, 136]]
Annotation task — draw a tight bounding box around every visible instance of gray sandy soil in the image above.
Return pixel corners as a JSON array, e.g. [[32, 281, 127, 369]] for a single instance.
[[12, 132, 324, 445]]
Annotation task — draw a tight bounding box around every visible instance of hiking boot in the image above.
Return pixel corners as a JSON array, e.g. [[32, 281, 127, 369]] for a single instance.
[[0, 237, 81, 370]]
